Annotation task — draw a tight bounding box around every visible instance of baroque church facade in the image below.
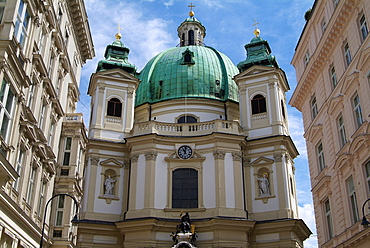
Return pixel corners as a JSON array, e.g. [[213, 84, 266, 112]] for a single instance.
[[79, 10, 311, 248], [0, 0, 310, 247]]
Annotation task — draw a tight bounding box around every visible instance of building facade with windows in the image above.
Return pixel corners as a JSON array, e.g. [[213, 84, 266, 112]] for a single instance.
[[78, 10, 311, 248], [290, 0, 370, 247], [0, 0, 93, 247]]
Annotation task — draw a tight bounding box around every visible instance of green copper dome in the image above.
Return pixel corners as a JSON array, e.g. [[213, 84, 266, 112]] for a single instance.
[[135, 46, 239, 106]]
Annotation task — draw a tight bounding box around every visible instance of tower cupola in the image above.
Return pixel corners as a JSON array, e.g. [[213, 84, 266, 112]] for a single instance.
[[96, 31, 137, 74], [177, 4, 206, 46], [237, 28, 279, 72]]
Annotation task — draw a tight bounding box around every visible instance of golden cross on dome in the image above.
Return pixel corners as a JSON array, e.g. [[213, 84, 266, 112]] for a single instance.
[[188, 3, 195, 11], [252, 19, 260, 29], [188, 3, 195, 17], [116, 23, 123, 33], [115, 23, 123, 40], [252, 19, 260, 37]]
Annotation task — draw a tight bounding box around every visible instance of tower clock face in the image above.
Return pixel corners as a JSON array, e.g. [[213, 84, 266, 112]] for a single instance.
[[178, 145, 193, 159]]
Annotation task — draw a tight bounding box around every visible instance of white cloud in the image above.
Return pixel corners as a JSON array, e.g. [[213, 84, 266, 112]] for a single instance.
[[298, 203, 318, 248]]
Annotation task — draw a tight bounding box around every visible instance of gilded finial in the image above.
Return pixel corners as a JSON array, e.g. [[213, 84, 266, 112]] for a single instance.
[[252, 19, 260, 37], [188, 3, 195, 17], [115, 23, 123, 40]]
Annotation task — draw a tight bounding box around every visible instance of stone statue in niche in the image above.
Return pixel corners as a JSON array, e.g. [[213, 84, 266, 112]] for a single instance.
[[257, 173, 270, 196], [104, 175, 116, 196]]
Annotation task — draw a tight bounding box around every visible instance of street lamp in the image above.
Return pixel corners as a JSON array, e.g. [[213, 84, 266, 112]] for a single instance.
[[39, 193, 79, 248], [361, 198, 370, 228]]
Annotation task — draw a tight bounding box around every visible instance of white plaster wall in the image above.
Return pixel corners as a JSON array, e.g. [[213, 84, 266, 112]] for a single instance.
[[82, 159, 92, 212], [224, 153, 235, 208], [154, 153, 168, 209], [135, 154, 146, 209], [100, 130, 125, 140], [249, 127, 273, 139], [203, 153, 216, 208]]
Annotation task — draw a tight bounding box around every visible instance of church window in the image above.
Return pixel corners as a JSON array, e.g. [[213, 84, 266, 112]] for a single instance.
[[281, 100, 286, 119], [181, 49, 195, 65], [107, 98, 122, 117], [177, 115, 197, 123], [188, 30, 194, 45], [184, 53, 191, 63], [172, 168, 198, 208], [251, 94, 266, 115], [181, 33, 185, 46]]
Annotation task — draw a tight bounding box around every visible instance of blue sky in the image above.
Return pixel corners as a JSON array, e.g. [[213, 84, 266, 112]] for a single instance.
[[79, 0, 317, 247]]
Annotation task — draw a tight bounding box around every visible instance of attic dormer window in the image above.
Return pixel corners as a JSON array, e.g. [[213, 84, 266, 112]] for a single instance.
[[181, 49, 195, 65]]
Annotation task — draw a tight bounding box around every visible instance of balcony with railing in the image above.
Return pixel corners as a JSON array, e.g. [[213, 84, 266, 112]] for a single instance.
[[132, 119, 242, 137], [64, 113, 84, 123]]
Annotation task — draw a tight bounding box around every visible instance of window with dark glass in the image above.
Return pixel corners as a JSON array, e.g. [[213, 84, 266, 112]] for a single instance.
[[177, 115, 197, 123], [251, 94, 266, 115], [107, 98, 122, 117], [325, 199, 334, 239], [344, 42, 352, 66], [359, 14, 368, 41], [172, 168, 198, 208], [311, 96, 318, 119], [181, 33, 185, 46], [330, 65, 337, 88], [188, 30, 194, 45], [281, 100, 286, 119]]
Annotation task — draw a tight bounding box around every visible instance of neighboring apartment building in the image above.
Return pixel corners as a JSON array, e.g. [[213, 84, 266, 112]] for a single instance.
[[290, 0, 370, 247], [0, 0, 93, 247]]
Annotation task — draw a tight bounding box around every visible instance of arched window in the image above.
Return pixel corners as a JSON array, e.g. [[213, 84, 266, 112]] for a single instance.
[[177, 115, 197, 123], [188, 30, 194, 45], [172, 168, 198, 208], [251, 94, 267, 115], [107, 98, 122, 117]]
